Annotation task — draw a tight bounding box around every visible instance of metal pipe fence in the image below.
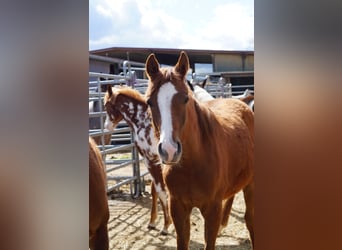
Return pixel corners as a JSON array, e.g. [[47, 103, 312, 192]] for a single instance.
[[89, 71, 147, 198], [89, 60, 254, 197], [192, 74, 254, 98]]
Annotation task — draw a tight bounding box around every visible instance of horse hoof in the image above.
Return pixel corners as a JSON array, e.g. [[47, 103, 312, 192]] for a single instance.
[[159, 229, 168, 236], [218, 225, 225, 235], [147, 224, 156, 230]]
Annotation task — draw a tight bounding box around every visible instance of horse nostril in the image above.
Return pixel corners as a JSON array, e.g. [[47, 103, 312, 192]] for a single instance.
[[158, 143, 162, 155], [158, 143, 168, 160], [176, 141, 182, 155]]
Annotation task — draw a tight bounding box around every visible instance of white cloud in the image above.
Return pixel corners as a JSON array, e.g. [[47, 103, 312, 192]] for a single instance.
[[139, 9, 185, 43], [89, 0, 254, 50], [186, 3, 254, 50], [93, 0, 129, 20], [95, 4, 112, 18]]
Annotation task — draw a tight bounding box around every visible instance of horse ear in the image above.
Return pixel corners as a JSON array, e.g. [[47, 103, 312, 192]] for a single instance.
[[145, 53, 160, 78], [187, 80, 194, 91], [107, 85, 113, 96], [175, 51, 189, 77], [200, 78, 207, 88]]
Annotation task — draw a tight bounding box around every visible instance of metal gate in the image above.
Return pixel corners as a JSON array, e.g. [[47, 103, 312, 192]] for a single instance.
[[89, 60, 148, 197], [89, 58, 254, 197]]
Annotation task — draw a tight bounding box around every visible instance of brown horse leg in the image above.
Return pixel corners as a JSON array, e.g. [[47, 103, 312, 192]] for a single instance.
[[148, 182, 158, 230], [104, 134, 111, 145], [243, 181, 254, 248], [91, 223, 109, 250], [201, 201, 223, 250], [170, 198, 192, 250], [159, 192, 172, 235], [89, 236, 94, 250], [219, 195, 235, 235]]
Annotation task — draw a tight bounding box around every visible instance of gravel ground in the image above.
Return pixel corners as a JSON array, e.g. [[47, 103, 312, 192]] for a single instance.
[[107, 185, 252, 250], [105, 153, 252, 250]]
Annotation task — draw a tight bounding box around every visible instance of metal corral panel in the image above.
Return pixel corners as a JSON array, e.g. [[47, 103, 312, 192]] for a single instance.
[[89, 60, 110, 81]]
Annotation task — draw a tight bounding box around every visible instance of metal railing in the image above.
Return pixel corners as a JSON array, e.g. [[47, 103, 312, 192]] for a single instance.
[[89, 59, 254, 197], [192, 74, 254, 98], [89, 71, 147, 197]]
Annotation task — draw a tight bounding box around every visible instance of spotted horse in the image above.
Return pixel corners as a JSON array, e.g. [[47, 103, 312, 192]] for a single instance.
[[103, 86, 171, 235]]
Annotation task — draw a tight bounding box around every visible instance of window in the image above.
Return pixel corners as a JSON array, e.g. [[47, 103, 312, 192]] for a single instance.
[[194, 63, 213, 74]]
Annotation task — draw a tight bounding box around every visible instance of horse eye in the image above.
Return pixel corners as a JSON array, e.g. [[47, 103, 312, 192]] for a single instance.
[[104, 103, 108, 110]]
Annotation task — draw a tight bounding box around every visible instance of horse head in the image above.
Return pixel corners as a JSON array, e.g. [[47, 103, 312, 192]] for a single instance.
[[103, 85, 125, 131], [145, 51, 191, 164]]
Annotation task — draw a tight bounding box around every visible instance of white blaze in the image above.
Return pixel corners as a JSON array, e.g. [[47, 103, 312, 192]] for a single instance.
[[157, 82, 178, 160]]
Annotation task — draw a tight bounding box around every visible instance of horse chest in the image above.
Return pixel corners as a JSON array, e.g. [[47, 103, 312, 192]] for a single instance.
[[163, 165, 216, 204]]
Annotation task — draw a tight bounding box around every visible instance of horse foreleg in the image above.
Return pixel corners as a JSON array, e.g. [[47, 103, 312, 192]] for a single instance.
[[201, 201, 223, 250], [90, 223, 109, 250], [243, 181, 254, 248], [147, 182, 158, 230], [157, 189, 172, 235], [219, 195, 235, 235], [170, 198, 192, 250]]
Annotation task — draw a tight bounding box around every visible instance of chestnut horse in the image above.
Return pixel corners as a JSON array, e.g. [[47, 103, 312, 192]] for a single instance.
[[89, 137, 110, 250], [103, 86, 171, 235], [145, 52, 254, 250]]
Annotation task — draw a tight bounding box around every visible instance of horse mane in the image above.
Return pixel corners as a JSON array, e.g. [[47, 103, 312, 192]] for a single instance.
[[193, 99, 214, 137], [182, 94, 215, 140], [114, 86, 146, 104]]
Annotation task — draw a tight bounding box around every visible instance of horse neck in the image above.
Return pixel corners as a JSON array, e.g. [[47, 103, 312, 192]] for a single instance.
[[181, 98, 214, 150]]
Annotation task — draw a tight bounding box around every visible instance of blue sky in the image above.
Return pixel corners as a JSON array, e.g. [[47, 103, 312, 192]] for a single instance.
[[89, 0, 254, 51]]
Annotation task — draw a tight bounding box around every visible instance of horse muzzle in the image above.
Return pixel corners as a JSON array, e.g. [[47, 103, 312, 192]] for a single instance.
[[158, 140, 182, 164], [104, 114, 114, 131]]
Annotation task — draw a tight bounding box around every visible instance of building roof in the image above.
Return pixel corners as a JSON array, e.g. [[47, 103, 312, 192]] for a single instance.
[[90, 47, 254, 66]]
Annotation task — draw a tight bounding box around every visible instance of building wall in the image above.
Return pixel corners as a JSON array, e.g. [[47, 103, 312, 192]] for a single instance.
[[89, 60, 110, 81], [245, 54, 254, 71], [214, 54, 243, 72], [213, 54, 254, 72]]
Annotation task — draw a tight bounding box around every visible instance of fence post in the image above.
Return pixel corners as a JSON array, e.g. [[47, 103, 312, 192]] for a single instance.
[[227, 83, 232, 98], [95, 75, 108, 192], [217, 77, 226, 97], [131, 129, 141, 197], [123, 60, 128, 76], [127, 70, 137, 88], [192, 72, 197, 83]]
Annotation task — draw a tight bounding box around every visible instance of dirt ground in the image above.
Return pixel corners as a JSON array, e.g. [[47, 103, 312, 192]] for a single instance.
[[107, 179, 252, 249]]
